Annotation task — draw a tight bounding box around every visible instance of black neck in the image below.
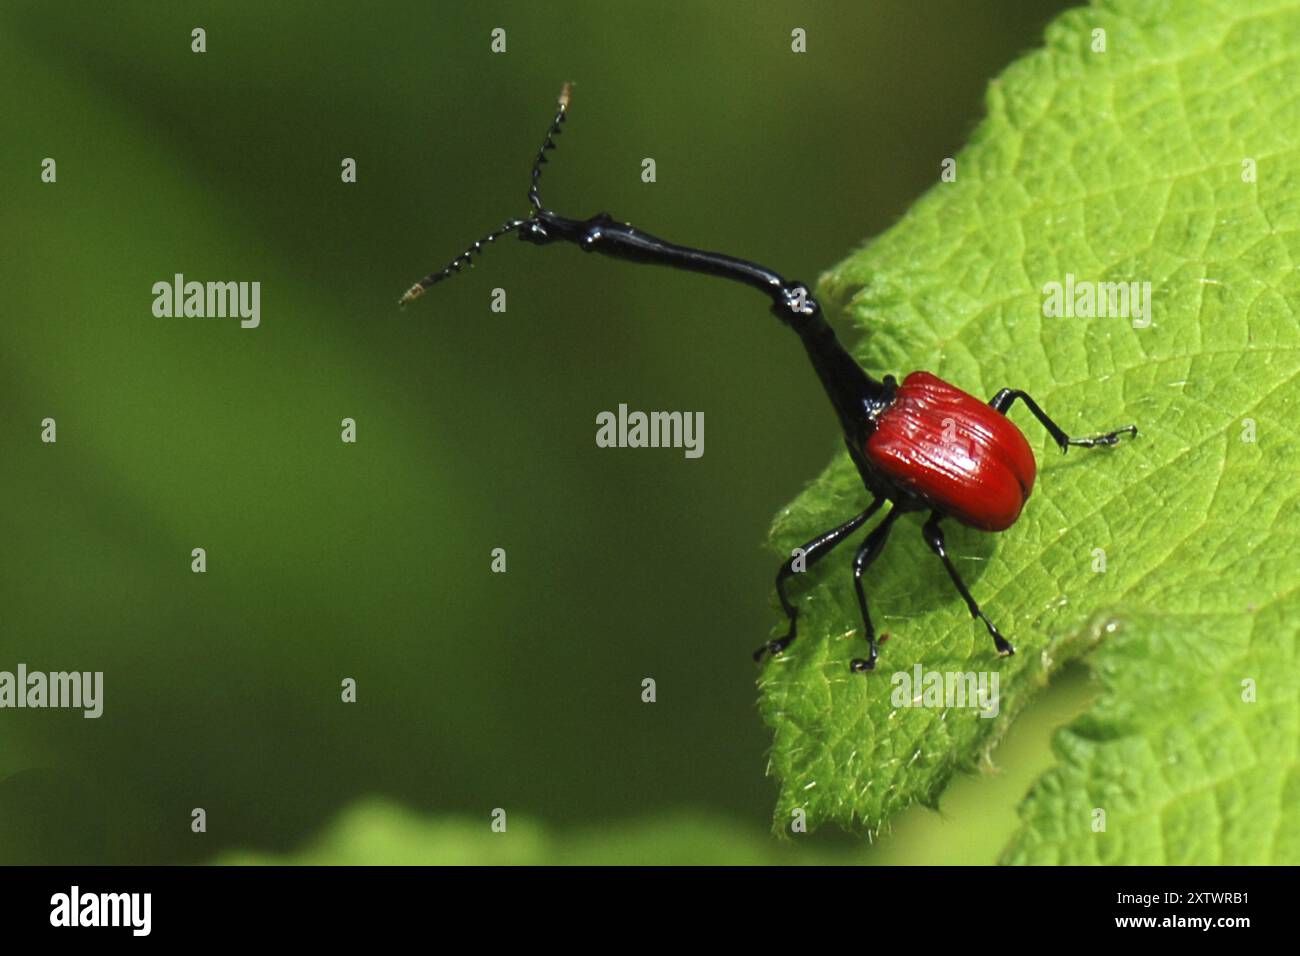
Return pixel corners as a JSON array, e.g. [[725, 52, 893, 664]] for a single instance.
[[524, 211, 895, 442]]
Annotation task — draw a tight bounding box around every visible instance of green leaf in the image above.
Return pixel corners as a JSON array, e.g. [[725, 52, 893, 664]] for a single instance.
[[1003, 604, 1299, 864], [759, 0, 1300, 855]]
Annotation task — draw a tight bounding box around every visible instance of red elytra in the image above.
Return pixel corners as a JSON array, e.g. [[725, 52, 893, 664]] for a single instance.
[[866, 372, 1037, 532]]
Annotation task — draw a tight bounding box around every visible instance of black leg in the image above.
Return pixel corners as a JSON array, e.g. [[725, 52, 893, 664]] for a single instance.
[[989, 388, 1137, 453], [921, 512, 1014, 657], [848, 507, 903, 673], [755, 498, 884, 661]]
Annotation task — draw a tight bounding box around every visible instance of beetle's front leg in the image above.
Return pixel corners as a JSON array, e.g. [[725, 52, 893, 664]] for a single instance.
[[755, 498, 883, 662]]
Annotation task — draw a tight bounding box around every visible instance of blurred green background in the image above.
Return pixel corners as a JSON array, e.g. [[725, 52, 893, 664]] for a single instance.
[[1, 0, 1083, 864]]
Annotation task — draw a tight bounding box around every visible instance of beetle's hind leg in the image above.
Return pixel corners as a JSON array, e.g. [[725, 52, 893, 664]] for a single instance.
[[989, 388, 1137, 453], [921, 512, 1014, 658], [755, 498, 883, 662]]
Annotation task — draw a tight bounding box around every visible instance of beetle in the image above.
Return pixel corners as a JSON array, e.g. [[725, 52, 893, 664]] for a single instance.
[[401, 84, 1137, 673]]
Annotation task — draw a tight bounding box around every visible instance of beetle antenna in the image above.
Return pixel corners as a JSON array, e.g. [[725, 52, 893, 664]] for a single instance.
[[398, 217, 528, 306], [399, 84, 574, 307], [528, 82, 573, 211]]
